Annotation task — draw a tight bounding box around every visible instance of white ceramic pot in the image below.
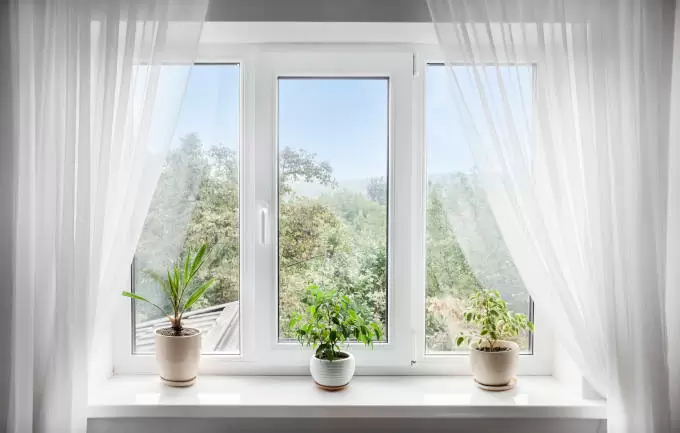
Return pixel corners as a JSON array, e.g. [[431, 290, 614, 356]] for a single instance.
[[469, 340, 519, 386], [309, 352, 355, 390], [155, 328, 202, 387]]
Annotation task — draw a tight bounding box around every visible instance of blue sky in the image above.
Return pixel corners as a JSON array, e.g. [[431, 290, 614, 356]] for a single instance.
[[171, 64, 532, 181], [172, 65, 240, 153]]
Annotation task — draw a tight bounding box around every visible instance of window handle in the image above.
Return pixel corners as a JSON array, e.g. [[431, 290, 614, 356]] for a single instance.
[[259, 206, 268, 245]]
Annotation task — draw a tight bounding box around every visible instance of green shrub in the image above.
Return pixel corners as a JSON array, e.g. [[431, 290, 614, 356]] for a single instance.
[[456, 289, 534, 351], [289, 284, 382, 361]]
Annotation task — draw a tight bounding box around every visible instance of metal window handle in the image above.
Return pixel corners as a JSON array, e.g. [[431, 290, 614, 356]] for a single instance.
[[259, 207, 268, 245]]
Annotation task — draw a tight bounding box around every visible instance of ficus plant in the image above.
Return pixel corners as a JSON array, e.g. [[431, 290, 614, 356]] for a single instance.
[[289, 284, 383, 361], [122, 244, 215, 334], [456, 289, 534, 352]]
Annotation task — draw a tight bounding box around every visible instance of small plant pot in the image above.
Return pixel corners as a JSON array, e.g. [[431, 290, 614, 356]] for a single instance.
[[469, 340, 519, 387], [155, 327, 202, 387], [309, 351, 355, 390]]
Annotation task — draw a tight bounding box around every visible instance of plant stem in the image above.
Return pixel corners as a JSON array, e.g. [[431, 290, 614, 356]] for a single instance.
[[485, 294, 494, 350]]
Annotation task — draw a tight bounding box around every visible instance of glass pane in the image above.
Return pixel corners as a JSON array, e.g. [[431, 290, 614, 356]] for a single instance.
[[277, 78, 389, 341], [133, 64, 240, 354], [425, 64, 532, 353]]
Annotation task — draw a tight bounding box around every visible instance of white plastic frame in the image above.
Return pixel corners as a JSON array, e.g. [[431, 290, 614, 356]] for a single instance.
[[113, 34, 552, 376], [410, 46, 552, 375], [251, 48, 415, 370]]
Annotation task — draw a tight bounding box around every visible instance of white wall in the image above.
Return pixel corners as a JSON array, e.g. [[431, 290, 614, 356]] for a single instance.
[[205, 0, 431, 22], [88, 417, 606, 433]]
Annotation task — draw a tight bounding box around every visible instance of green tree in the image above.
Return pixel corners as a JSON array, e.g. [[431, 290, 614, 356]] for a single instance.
[[440, 172, 527, 313], [183, 145, 240, 309], [278, 148, 349, 335], [366, 176, 387, 206], [279, 146, 336, 195], [135, 134, 528, 354], [424, 173, 529, 351], [135, 133, 212, 321], [426, 181, 481, 298], [137, 140, 347, 323]]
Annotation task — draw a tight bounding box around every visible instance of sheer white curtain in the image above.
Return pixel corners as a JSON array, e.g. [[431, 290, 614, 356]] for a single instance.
[[7, 0, 208, 432], [426, 0, 675, 432], [666, 5, 680, 432]]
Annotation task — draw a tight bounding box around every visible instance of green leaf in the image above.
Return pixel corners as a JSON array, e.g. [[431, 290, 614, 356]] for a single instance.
[[167, 270, 177, 299], [183, 247, 191, 287], [189, 243, 208, 279], [144, 270, 173, 301], [289, 314, 301, 329], [182, 278, 215, 312], [122, 291, 167, 317], [370, 322, 382, 338], [174, 267, 181, 293], [122, 291, 149, 302], [456, 336, 465, 346]]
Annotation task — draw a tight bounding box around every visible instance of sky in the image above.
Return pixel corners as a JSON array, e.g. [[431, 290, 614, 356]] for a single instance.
[[170, 63, 532, 182], [172, 65, 240, 153]]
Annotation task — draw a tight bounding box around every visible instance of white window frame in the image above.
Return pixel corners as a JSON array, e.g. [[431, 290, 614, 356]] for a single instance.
[[252, 49, 415, 370], [113, 25, 553, 376], [114, 48, 258, 375], [409, 46, 552, 375]]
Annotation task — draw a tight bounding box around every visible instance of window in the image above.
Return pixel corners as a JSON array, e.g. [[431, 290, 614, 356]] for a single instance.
[[277, 78, 389, 341], [132, 64, 241, 354], [117, 41, 550, 375], [424, 64, 533, 354], [249, 51, 413, 368]]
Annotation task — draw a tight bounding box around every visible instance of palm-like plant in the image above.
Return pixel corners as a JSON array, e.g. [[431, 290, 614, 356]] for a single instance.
[[123, 244, 215, 333]]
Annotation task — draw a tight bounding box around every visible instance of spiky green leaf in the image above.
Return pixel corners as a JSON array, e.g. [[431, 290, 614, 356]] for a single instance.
[[121, 291, 167, 317], [183, 247, 191, 287], [182, 278, 216, 312], [189, 244, 208, 279]]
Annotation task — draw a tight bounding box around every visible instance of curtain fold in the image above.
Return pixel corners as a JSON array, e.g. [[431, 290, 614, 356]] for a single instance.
[[7, 0, 208, 431], [666, 5, 680, 432], [426, 0, 675, 432]]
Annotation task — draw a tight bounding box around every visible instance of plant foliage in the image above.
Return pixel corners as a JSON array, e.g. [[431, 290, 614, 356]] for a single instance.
[[289, 284, 383, 361], [123, 244, 215, 331], [456, 289, 534, 351]]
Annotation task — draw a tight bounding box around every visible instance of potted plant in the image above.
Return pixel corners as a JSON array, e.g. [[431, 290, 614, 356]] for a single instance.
[[456, 289, 534, 389], [289, 284, 383, 390], [122, 244, 215, 387]]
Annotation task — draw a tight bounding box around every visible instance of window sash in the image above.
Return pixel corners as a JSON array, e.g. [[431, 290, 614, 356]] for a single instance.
[[251, 50, 414, 367]]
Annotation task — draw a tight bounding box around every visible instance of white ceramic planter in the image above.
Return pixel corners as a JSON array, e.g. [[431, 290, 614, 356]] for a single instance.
[[155, 328, 202, 387], [309, 352, 355, 390], [469, 340, 519, 386]]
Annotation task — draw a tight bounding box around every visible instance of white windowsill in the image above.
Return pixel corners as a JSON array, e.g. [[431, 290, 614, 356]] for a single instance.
[[88, 375, 605, 420]]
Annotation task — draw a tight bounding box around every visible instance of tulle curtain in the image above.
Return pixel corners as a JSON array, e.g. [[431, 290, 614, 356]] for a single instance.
[[426, 0, 675, 431], [666, 5, 680, 431], [7, 0, 208, 431]]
